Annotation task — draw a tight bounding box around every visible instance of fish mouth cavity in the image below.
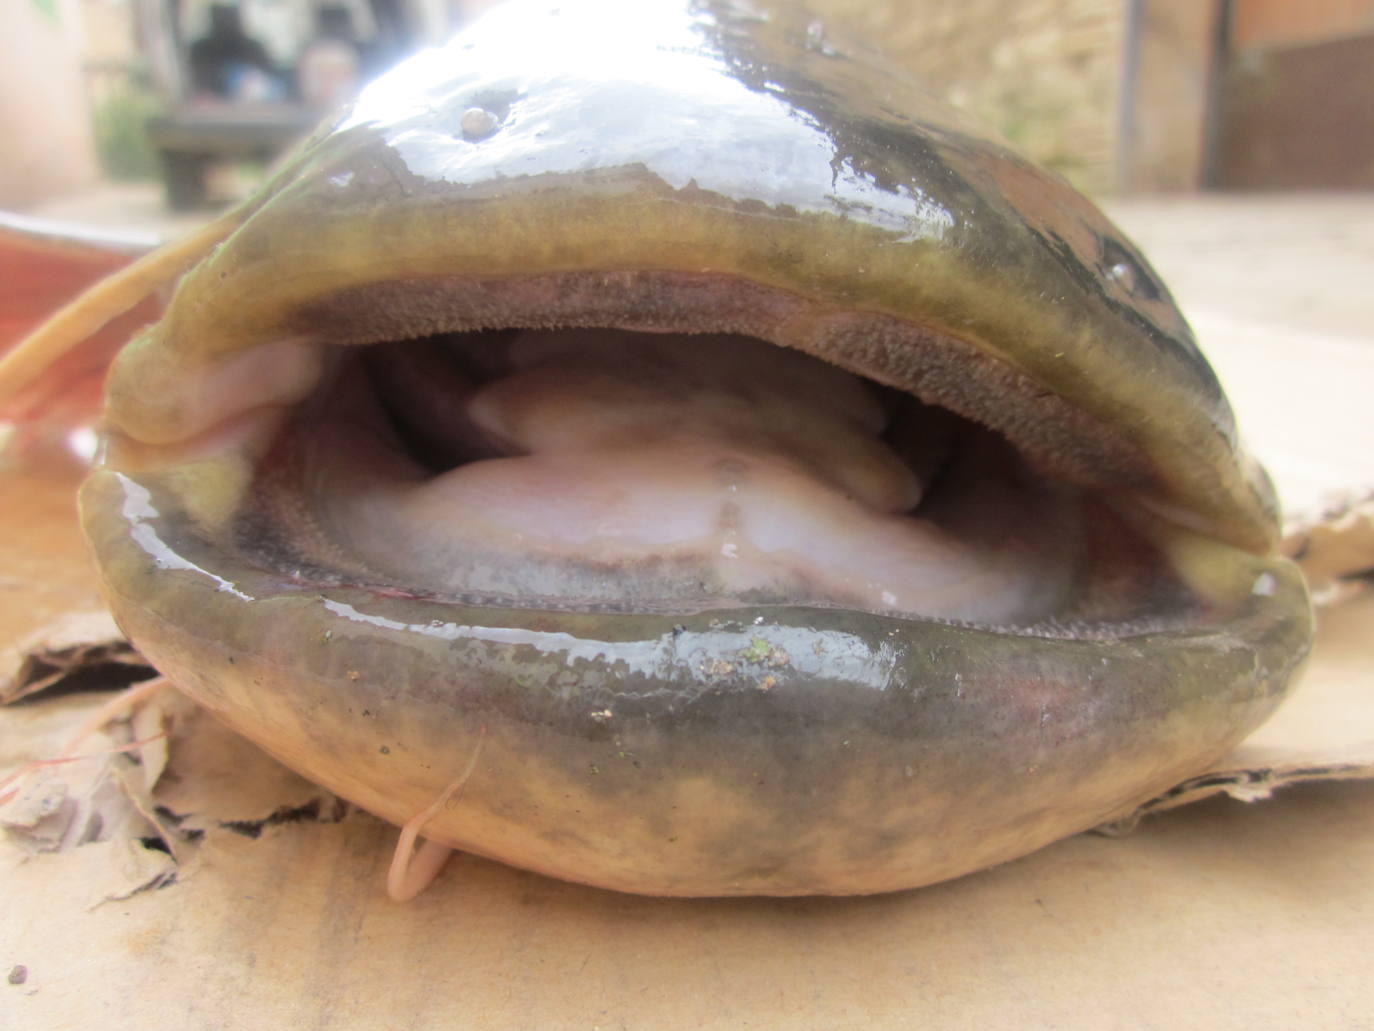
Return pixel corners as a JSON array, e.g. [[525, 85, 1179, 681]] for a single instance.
[[106, 268, 1212, 631]]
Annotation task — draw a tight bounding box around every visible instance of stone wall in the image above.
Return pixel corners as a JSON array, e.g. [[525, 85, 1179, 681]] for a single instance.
[[807, 0, 1126, 195]]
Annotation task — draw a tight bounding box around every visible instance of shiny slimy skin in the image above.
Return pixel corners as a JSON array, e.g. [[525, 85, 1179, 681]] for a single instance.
[[77, 0, 1313, 896], [84, 472, 1310, 896]]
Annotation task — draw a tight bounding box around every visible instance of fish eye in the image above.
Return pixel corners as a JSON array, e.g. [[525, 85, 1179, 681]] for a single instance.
[[1099, 236, 1159, 301]]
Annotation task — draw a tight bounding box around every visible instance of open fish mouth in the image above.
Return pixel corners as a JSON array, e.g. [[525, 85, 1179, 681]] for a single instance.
[[103, 278, 1185, 629], [22, 0, 1314, 896]]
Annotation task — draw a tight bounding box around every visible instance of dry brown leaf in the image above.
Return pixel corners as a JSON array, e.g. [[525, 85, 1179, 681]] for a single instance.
[[0, 608, 147, 704]]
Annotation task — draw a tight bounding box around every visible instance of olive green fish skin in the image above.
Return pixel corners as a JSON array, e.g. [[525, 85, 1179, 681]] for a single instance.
[[83, 0, 1315, 896], [85, 471, 1310, 896]]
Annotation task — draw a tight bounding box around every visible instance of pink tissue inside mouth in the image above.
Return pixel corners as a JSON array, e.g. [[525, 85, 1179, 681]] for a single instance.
[[271, 329, 1081, 623]]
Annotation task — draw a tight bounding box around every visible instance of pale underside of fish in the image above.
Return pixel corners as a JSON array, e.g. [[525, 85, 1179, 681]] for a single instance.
[[0, 0, 1312, 897]]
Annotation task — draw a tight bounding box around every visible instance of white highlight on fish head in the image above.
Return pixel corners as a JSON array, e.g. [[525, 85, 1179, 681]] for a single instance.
[[341, 0, 956, 242], [460, 106, 500, 138]]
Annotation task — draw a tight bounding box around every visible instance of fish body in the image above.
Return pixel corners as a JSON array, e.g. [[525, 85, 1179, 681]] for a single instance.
[[9, 0, 1311, 896]]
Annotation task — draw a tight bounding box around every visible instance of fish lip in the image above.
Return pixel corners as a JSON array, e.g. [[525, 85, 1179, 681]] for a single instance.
[[81, 466, 1313, 896], [108, 266, 1155, 494]]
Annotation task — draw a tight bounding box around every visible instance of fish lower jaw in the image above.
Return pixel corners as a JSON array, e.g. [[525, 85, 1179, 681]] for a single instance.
[[78, 462, 1311, 898]]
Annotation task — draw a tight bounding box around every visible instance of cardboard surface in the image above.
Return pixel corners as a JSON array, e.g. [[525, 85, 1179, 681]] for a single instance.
[[2, 196, 1373, 1027], [4, 778, 1372, 1029], [3, 677, 1373, 1029]]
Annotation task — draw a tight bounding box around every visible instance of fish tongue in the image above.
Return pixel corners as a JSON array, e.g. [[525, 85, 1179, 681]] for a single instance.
[[465, 328, 923, 514], [288, 328, 1076, 622]]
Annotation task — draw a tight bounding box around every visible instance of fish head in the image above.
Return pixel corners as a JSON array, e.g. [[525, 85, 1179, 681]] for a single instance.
[[6, 0, 1312, 896]]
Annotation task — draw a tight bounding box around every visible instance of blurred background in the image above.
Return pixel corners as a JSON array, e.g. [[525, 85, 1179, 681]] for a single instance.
[[4, 0, 1373, 222]]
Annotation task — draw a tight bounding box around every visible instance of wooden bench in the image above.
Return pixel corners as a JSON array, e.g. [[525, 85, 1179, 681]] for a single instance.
[[146, 104, 321, 210]]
